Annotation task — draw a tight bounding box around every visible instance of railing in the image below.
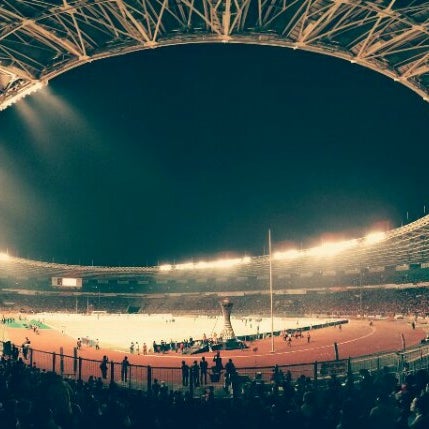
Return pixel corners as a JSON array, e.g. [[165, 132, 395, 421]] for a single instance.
[[2, 340, 429, 396]]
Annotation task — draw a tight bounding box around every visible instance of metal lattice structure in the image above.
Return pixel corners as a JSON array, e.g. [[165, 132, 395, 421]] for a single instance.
[[2, 212, 429, 280], [0, 0, 428, 110]]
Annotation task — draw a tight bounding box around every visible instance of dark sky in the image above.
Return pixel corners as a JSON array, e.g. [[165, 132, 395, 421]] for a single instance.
[[0, 43, 428, 266]]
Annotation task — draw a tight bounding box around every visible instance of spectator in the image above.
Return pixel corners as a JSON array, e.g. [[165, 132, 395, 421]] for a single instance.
[[121, 356, 130, 383], [99, 355, 109, 379], [213, 351, 223, 373], [191, 360, 199, 387], [181, 361, 189, 387], [409, 393, 429, 429], [200, 356, 208, 385]]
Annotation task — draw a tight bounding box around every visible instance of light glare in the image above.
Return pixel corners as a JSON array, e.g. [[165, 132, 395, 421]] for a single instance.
[[160, 256, 251, 272], [364, 231, 386, 244], [273, 249, 300, 260], [307, 239, 358, 257], [0, 81, 47, 111]]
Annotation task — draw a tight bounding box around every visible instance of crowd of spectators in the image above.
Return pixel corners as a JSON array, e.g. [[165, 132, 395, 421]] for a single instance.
[[2, 265, 429, 296], [1, 286, 429, 319], [1, 348, 429, 428]]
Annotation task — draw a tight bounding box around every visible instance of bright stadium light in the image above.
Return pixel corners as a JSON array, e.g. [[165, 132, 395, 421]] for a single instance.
[[364, 231, 386, 244], [209, 257, 251, 269], [0, 80, 47, 111], [175, 262, 195, 270], [307, 239, 358, 257], [194, 261, 210, 269], [273, 249, 301, 260], [164, 256, 252, 271]]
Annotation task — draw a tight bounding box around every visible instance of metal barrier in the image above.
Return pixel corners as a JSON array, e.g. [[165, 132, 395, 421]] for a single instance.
[[2, 340, 429, 397], [349, 352, 399, 374]]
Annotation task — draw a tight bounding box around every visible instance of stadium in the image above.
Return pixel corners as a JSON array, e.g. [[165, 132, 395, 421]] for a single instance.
[[1, 214, 429, 422], [1, 0, 429, 428], [2, 213, 429, 316]]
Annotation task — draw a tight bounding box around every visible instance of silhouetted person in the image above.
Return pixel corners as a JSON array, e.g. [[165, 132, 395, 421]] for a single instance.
[[99, 355, 108, 379], [181, 360, 189, 386], [121, 356, 130, 383], [191, 360, 200, 387], [200, 356, 208, 385], [213, 351, 223, 373]]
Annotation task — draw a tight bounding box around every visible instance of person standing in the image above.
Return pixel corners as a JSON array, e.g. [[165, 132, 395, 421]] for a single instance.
[[99, 355, 109, 379], [22, 337, 31, 360], [121, 356, 130, 383], [200, 356, 208, 385], [151, 378, 161, 397], [191, 360, 200, 387], [224, 358, 237, 387], [181, 361, 189, 387], [213, 351, 223, 373]]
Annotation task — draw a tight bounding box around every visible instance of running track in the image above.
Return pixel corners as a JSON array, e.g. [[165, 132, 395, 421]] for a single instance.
[[5, 318, 426, 369]]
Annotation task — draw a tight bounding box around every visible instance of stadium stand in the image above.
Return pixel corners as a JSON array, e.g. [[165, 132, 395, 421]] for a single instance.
[[2, 217, 429, 427], [1, 215, 429, 318], [1, 346, 429, 428], [2, 215, 429, 298], [1, 286, 429, 319]]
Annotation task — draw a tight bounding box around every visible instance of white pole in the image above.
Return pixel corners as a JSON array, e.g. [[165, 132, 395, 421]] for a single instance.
[[269, 229, 274, 352]]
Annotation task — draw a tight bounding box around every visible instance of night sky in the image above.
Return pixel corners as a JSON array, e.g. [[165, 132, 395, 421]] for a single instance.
[[0, 43, 428, 266]]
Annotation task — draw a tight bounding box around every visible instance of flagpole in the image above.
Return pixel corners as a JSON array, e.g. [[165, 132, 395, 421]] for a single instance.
[[269, 229, 274, 352]]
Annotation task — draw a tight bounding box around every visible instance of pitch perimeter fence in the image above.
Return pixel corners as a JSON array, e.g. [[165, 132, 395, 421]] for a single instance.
[[2, 340, 429, 396]]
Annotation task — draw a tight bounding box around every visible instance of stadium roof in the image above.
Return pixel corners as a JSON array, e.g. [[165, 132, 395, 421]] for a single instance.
[[0, 0, 428, 110], [2, 213, 429, 280]]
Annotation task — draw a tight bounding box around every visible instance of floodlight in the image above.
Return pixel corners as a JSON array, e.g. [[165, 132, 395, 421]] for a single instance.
[[195, 261, 209, 269], [364, 231, 386, 244], [175, 262, 194, 270], [0, 81, 47, 111], [273, 249, 301, 260], [169, 256, 252, 271], [307, 239, 357, 257]]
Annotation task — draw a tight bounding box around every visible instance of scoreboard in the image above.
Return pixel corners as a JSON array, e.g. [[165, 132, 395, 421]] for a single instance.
[[52, 277, 82, 289]]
